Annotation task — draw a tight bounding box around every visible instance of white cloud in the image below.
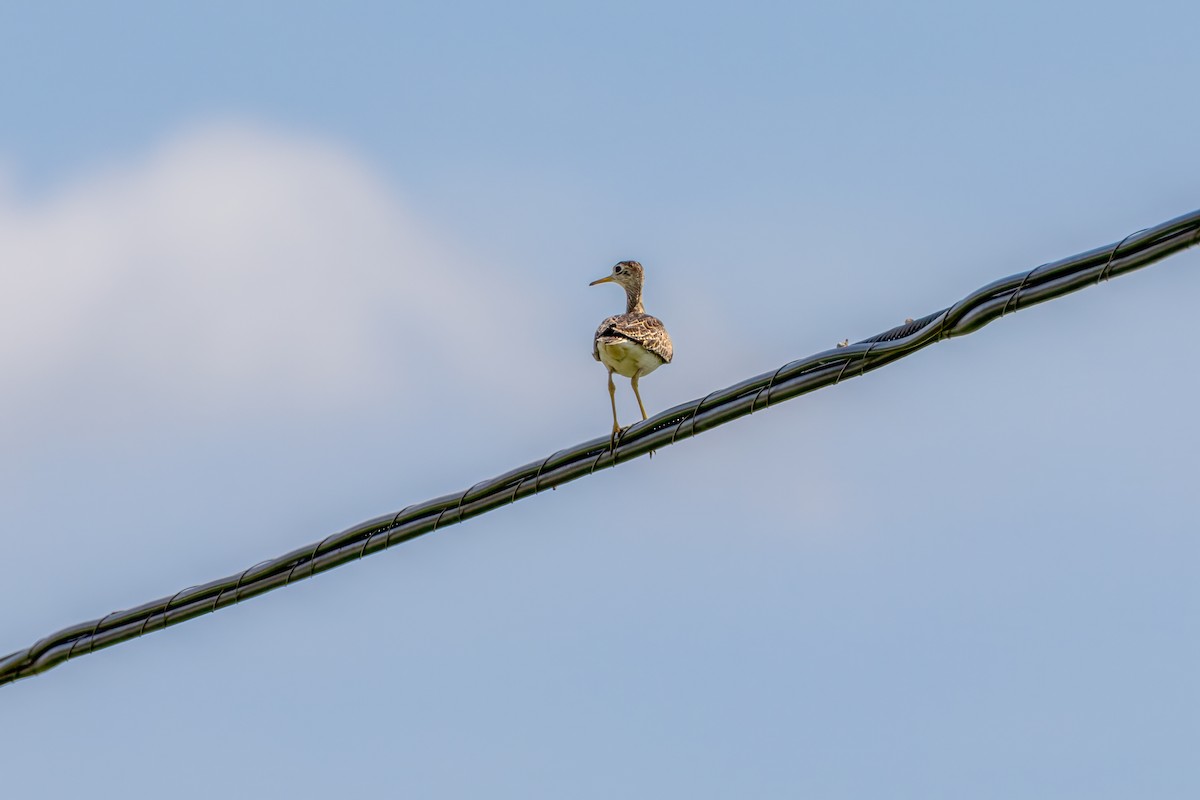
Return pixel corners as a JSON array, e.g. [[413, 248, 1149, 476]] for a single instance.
[[0, 123, 536, 433]]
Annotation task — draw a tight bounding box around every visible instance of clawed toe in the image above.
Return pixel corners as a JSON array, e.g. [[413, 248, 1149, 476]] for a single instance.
[[609, 425, 627, 451]]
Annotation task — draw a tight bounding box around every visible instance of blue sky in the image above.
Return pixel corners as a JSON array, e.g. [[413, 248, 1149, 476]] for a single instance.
[[1, 2, 1197, 797]]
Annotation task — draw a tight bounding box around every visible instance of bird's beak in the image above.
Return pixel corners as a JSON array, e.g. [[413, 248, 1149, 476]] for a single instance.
[[589, 276, 615, 286]]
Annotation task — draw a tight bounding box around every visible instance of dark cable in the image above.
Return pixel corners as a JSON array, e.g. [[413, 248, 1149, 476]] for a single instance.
[[3, 208, 1198, 687]]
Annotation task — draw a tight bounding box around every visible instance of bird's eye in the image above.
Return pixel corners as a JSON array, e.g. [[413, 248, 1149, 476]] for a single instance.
[[614, 265, 623, 274]]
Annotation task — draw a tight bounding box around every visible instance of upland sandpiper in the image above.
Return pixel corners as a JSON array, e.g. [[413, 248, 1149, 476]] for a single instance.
[[590, 261, 673, 442]]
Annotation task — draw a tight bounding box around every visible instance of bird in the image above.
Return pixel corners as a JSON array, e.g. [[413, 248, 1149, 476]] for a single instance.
[[589, 260, 673, 445]]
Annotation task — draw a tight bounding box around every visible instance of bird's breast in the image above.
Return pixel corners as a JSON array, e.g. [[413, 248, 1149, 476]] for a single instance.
[[595, 337, 664, 378]]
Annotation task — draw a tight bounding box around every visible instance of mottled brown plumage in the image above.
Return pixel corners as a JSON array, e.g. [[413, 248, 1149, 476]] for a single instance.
[[589, 261, 673, 439], [593, 312, 674, 366]]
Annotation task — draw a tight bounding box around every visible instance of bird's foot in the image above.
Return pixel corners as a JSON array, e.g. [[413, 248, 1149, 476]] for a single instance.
[[609, 425, 623, 452], [609, 425, 656, 458]]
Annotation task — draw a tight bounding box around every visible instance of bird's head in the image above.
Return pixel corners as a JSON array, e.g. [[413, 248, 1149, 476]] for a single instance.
[[589, 260, 644, 292]]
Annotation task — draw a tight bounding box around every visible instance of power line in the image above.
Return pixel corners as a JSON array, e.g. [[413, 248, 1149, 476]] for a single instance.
[[3, 209, 1198, 687]]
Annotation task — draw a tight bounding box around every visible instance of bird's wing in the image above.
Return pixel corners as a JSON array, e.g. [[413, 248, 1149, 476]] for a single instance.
[[596, 313, 673, 364], [593, 315, 621, 360]]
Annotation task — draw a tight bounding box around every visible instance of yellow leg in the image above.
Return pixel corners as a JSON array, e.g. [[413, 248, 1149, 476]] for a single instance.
[[607, 369, 620, 442], [631, 374, 648, 420], [631, 373, 655, 458]]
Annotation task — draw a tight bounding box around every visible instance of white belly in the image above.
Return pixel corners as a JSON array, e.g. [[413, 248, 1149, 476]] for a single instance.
[[597, 338, 663, 378]]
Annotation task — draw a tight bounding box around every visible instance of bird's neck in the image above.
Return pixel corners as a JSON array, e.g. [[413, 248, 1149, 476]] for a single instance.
[[625, 287, 644, 315]]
